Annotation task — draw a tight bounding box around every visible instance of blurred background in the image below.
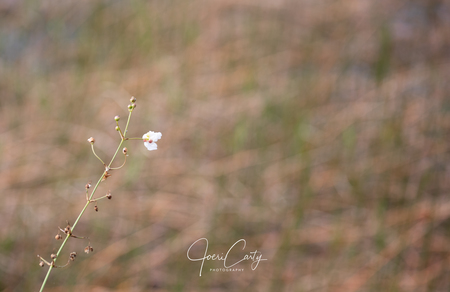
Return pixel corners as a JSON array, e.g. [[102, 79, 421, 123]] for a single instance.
[[1, 0, 450, 291]]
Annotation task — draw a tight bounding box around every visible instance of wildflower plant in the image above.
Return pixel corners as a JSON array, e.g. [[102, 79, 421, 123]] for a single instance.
[[37, 97, 161, 291]]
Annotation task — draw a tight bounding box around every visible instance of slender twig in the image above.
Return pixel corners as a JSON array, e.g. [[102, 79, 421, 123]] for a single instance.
[[37, 256, 52, 267], [116, 122, 125, 138], [90, 194, 109, 201], [110, 154, 127, 170], [90, 143, 106, 166]]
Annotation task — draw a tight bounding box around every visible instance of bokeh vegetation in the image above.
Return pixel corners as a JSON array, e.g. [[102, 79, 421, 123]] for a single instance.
[[1, 0, 450, 291]]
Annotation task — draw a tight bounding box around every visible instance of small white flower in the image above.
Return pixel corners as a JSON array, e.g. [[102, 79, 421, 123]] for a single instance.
[[142, 131, 162, 151]]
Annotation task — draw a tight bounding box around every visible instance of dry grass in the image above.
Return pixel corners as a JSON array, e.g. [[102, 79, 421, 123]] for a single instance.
[[1, 0, 450, 291]]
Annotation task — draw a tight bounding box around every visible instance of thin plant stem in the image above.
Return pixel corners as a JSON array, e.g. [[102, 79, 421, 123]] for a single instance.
[[39, 109, 134, 292], [116, 121, 125, 138], [123, 110, 132, 137], [91, 144, 106, 166], [91, 194, 109, 201], [110, 154, 127, 170], [107, 111, 131, 169]]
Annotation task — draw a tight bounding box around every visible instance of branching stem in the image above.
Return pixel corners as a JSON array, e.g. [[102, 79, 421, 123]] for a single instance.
[[39, 109, 134, 292]]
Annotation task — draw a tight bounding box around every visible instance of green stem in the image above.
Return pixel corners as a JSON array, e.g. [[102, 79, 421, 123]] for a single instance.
[[116, 121, 125, 138], [90, 144, 106, 166], [108, 111, 131, 169], [110, 154, 127, 170], [39, 110, 133, 292], [124, 110, 132, 137]]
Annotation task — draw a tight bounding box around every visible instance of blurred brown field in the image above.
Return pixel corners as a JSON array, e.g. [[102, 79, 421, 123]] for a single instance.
[[1, 0, 450, 291]]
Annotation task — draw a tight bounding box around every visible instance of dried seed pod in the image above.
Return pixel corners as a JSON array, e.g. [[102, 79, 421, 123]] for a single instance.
[[85, 183, 91, 189], [69, 252, 77, 261], [122, 147, 128, 155], [64, 226, 71, 234], [84, 245, 94, 254], [55, 234, 62, 240], [102, 171, 111, 182], [106, 191, 112, 200], [51, 254, 57, 259], [39, 261, 45, 267], [94, 205, 98, 212], [87, 137, 95, 144]]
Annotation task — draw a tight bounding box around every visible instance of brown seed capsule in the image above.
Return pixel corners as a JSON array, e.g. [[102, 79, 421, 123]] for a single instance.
[[84, 245, 94, 254], [87, 137, 95, 144], [55, 234, 62, 240], [64, 225, 71, 234], [130, 96, 136, 103], [106, 191, 112, 200], [51, 254, 57, 259], [122, 147, 127, 155], [39, 261, 45, 267], [102, 171, 111, 182], [69, 252, 77, 261], [85, 183, 91, 189], [94, 205, 98, 212]]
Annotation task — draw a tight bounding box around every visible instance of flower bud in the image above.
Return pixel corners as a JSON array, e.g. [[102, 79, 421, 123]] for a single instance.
[[122, 147, 127, 155], [132, 103, 136, 109], [114, 115, 120, 121], [55, 234, 62, 240], [130, 96, 136, 103], [115, 126, 120, 131], [87, 137, 95, 144], [128, 104, 133, 110], [51, 254, 57, 259]]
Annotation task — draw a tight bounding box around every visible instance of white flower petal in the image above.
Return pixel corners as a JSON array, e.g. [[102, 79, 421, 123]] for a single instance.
[[144, 141, 158, 151], [143, 131, 162, 151]]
